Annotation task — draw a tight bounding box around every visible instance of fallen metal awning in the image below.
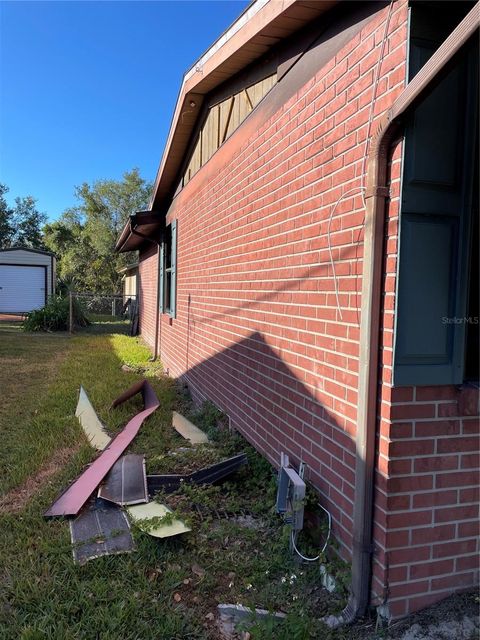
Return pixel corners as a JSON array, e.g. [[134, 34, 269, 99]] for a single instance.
[[147, 453, 248, 494], [75, 386, 111, 451], [98, 454, 148, 506], [45, 380, 160, 518], [127, 502, 190, 538], [172, 411, 209, 444], [70, 498, 134, 565]]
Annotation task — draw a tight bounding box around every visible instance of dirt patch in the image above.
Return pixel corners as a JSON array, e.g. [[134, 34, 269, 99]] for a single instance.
[[386, 590, 479, 640], [0, 445, 79, 514]]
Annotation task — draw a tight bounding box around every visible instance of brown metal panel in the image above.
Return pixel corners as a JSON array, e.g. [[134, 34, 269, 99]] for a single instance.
[[70, 498, 134, 565], [98, 454, 148, 506], [45, 380, 160, 517]]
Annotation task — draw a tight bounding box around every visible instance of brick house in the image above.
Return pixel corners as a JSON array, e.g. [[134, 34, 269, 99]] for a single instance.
[[116, 0, 479, 621]]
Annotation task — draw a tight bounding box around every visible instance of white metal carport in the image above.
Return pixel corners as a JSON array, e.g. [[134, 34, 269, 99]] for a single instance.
[[0, 247, 56, 314]]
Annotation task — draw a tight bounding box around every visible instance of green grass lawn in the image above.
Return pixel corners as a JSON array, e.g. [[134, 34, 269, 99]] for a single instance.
[[0, 325, 349, 640], [0, 324, 476, 640]]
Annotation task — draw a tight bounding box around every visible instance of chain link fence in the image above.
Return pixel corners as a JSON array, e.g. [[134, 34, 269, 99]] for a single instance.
[[69, 292, 139, 335]]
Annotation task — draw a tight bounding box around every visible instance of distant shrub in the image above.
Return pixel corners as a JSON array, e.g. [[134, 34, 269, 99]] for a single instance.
[[23, 295, 90, 332]]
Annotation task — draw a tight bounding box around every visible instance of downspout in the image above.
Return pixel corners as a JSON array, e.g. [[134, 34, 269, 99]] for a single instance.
[[130, 223, 162, 360], [341, 3, 480, 624]]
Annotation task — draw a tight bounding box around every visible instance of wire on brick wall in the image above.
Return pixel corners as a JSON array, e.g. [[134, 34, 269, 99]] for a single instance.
[[290, 502, 332, 563], [327, 0, 395, 321]]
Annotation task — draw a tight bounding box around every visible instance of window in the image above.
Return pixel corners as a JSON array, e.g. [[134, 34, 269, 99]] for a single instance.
[[393, 4, 479, 386], [159, 220, 177, 318]]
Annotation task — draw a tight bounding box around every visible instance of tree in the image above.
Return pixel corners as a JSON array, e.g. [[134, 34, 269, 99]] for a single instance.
[[43, 169, 152, 293], [11, 196, 47, 249], [0, 184, 46, 250], [0, 184, 14, 249]]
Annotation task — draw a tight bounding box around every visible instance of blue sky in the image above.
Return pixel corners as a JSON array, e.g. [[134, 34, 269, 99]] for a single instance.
[[0, 0, 248, 220]]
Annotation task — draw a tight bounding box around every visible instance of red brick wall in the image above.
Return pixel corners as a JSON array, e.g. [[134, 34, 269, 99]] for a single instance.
[[373, 168, 480, 618], [138, 244, 158, 349], [137, 0, 479, 619], [384, 385, 479, 618], [140, 0, 409, 564], [371, 111, 480, 619]]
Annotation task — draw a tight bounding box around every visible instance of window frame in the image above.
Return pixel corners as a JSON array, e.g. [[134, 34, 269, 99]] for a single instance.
[[159, 219, 177, 319]]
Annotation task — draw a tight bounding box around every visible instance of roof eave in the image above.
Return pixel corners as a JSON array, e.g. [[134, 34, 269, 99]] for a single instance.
[[115, 211, 164, 253], [148, 0, 338, 212]]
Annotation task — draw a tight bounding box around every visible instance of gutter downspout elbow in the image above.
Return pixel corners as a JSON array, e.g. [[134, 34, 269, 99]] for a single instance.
[[340, 3, 480, 625]]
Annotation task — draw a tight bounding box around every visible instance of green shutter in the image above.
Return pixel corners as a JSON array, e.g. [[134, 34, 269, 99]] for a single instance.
[[394, 38, 478, 386], [159, 242, 165, 313], [169, 219, 177, 318]]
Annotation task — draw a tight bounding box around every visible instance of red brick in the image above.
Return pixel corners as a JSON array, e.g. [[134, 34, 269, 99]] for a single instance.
[[456, 554, 480, 571], [437, 437, 479, 454], [431, 572, 476, 591], [412, 490, 457, 509], [388, 475, 433, 493], [414, 456, 458, 473], [389, 580, 430, 599], [435, 504, 479, 523], [432, 539, 477, 559], [387, 510, 432, 529], [458, 521, 479, 538], [389, 546, 431, 565], [128, 3, 480, 620], [435, 471, 479, 489], [390, 439, 435, 457], [411, 524, 455, 546], [414, 420, 461, 437], [410, 559, 454, 580], [391, 404, 436, 420], [416, 386, 458, 401]]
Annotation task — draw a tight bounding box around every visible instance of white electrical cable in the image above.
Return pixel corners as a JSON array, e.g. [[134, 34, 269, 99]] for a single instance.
[[327, 0, 395, 320], [327, 185, 366, 320], [290, 502, 332, 563]]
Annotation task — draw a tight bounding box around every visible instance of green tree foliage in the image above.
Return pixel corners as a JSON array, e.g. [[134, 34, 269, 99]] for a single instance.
[[0, 184, 46, 249], [11, 195, 47, 248], [0, 184, 14, 248], [43, 169, 151, 293]]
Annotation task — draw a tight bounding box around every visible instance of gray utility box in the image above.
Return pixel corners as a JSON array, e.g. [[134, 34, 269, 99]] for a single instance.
[[276, 453, 306, 531]]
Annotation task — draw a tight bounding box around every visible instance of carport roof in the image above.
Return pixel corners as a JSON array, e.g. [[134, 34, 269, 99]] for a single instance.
[[0, 246, 55, 257]]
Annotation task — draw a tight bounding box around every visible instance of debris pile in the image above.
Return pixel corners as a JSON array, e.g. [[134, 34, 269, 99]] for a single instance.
[[46, 380, 247, 565]]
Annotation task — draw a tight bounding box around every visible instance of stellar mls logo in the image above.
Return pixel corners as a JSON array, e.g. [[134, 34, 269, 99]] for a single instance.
[[441, 316, 479, 325]]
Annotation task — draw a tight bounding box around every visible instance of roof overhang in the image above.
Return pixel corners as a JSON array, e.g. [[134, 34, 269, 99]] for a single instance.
[[115, 211, 164, 253], [115, 0, 338, 253], [116, 261, 139, 275], [149, 0, 338, 212]]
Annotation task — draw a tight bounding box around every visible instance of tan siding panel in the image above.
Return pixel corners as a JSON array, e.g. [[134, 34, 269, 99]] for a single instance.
[[182, 73, 276, 183]]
